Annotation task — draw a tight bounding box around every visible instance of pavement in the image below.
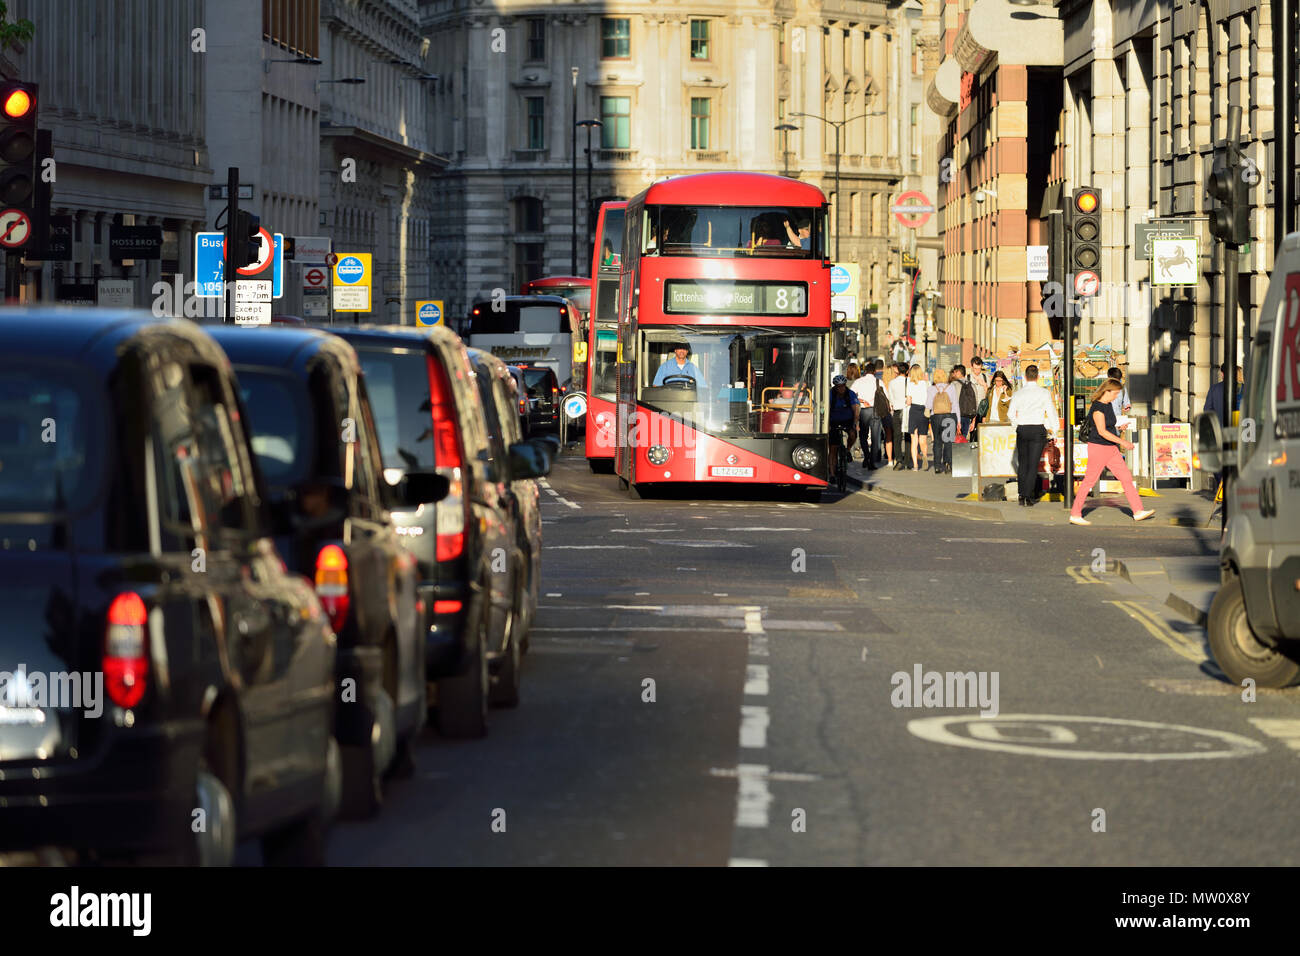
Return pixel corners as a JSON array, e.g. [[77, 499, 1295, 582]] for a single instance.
[[854, 454, 1219, 529]]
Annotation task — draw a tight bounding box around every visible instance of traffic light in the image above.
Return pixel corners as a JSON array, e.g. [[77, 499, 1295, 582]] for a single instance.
[[0, 80, 37, 217], [231, 209, 262, 269], [1069, 186, 1102, 282], [1206, 155, 1250, 247]]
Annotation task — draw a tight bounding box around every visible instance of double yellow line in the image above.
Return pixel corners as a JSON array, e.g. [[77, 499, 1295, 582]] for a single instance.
[[1107, 600, 1204, 662], [1066, 565, 1105, 585]]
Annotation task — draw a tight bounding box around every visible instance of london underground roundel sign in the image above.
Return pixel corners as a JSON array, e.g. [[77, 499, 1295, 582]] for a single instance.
[[891, 191, 935, 229]]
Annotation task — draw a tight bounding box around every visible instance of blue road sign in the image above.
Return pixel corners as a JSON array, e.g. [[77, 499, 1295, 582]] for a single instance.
[[417, 301, 441, 325], [337, 255, 365, 284], [194, 231, 285, 298], [830, 265, 851, 294]]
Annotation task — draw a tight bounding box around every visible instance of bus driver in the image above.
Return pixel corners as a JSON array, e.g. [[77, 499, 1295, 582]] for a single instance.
[[653, 344, 706, 387]]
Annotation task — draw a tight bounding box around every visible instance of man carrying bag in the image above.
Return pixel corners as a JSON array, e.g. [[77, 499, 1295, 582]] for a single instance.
[[1007, 364, 1058, 507]]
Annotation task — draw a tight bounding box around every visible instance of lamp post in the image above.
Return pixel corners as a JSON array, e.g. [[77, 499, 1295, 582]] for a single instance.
[[570, 67, 579, 275], [793, 109, 887, 260], [578, 119, 603, 266], [774, 123, 799, 177], [922, 289, 937, 370]]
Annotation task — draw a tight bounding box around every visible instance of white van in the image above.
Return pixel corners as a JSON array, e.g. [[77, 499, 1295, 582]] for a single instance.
[[1195, 230, 1300, 688]]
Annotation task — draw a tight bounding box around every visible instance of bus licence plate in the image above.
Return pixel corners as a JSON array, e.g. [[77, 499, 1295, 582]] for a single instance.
[[710, 466, 754, 478]]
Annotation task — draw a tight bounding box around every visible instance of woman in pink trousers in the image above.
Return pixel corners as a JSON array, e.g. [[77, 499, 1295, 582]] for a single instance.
[[1069, 379, 1156, 525]]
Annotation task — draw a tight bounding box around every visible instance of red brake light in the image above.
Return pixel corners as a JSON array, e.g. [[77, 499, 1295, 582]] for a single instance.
[[433, 599, 463, 614], [104, 592, 149, 709], [426, 355, 464, 469], [315, 544, 351, 633]]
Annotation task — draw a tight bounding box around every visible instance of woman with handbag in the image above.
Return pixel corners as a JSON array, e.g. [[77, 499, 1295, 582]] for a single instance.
[[1069, 378, 1155, 525], [980, 371, 1014, 423], [905, 364, 929, 470]]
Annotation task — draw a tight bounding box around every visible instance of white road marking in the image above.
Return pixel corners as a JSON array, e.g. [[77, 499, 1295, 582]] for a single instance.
[[701, 527, 813, 532], [743, 608, 765, 633], [908, 714, 1267, 761], [943, 537, 1027, 543], [761, 620, 845, 632], [740, 706, 769, 748], [733, 763, 773, 827], [537, 478, 581, 510], [649, 539, 754, 548], [545, 592, 562, 597], [728, 857, 769, 866], [1249, 718, 1300, 751], [747, 633, 769, 657], [530, 626, 737, 633], [744, 664, 769, 696], [711, 767, 821, 782], [547, 545, 647, 550]]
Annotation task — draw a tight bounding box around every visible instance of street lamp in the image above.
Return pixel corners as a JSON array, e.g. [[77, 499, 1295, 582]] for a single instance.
[[922, 288, 938, 368], [793, 109, 887, 260], [578, 119, 603, 265], [570, 67, 579, 275], [774, 123, 799, 177]]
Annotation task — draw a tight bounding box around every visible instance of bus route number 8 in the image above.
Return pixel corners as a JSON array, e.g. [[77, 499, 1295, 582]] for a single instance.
[[774, 286, 803, 313]]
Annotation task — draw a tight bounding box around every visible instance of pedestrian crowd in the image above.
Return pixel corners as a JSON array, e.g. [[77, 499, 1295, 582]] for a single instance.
[[844, 357, 1156, 523]]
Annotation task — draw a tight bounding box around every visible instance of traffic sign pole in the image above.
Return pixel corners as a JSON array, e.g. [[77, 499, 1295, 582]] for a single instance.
[[224, 167, 238, 324]]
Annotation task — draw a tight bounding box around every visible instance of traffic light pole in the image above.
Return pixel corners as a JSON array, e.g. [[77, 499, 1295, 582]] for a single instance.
[[224, 166, 238, 324]]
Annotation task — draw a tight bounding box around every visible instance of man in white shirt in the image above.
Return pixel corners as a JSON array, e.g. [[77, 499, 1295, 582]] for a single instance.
[[850, 369, 879, 467], [1007, 364, 1059, 506], [886, 362, 910, 469]]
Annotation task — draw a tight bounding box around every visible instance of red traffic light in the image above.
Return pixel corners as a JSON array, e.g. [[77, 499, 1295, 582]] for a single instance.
[[2, 88, 31, 120]]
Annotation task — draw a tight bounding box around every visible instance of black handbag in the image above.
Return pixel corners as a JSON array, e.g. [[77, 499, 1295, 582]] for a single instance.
[[1077, 413, 1093, 444]]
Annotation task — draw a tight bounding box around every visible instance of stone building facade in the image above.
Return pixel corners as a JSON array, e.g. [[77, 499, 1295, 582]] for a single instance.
[[7, 0, 210, 307], [420, 0, 934, 329]]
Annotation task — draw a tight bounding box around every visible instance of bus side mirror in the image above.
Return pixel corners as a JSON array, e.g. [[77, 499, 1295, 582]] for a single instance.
[[1193, 412, 1230, 474]]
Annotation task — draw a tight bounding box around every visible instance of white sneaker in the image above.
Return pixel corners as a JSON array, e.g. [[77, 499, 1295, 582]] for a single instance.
[[1069, 515, 1090, 526], [1133, 509, 1156, 522]]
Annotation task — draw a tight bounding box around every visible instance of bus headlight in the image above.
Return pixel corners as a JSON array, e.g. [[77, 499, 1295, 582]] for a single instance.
[[792, 444, 819, 471], [647, 444, 671, 466]]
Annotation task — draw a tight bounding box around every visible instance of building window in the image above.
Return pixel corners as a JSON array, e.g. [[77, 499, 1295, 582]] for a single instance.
[[690, 20, 710, 60], [602, 18, 630, 59], [849, 192, 859, 233], [527, 18, 545, 62], [514, 197, 544, 234], [778, 23, 786, 65], [600, 96, 630, 148], [515, 243, 545, 291], [526, 97, 545, 149], [690, 97, 711, 149]]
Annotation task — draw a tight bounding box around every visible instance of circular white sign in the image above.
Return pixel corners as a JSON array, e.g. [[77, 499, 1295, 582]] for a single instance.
[[563, 393, 588, 419], [907, 714, 1267, 761]]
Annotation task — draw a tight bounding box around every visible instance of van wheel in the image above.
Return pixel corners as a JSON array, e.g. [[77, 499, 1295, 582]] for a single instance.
[[437, 632, 488, 738], [490, 612, 521, 708], [262, 740, 334, 866], [1208, 574, 1300, 689], [192, 762, 236, 867]]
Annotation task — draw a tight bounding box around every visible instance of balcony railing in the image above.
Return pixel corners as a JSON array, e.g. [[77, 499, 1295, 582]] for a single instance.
[[690, 150, 727, 162], [512, 148, 548, 162], [597, 149, 636, 162]]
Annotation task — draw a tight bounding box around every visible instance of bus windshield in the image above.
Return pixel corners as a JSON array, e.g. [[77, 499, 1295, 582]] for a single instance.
[[638, 328, 826, 436], [597, 208, 626, 272], [642, 206, 824, 259]]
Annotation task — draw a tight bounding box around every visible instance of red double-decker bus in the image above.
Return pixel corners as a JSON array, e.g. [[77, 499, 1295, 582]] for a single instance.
[[584, 200, 626, 471], [614, 173, 831, 497], [520, 276, 591, 324]]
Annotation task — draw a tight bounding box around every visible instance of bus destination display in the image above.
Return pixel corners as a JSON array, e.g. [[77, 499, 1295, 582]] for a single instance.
[[664, 280, 807, 316]]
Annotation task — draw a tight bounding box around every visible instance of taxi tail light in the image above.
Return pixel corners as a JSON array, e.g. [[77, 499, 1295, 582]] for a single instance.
[[104, 592, 149, 709], [315, 544, 351, 633], [428, 354, 467, 561]]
